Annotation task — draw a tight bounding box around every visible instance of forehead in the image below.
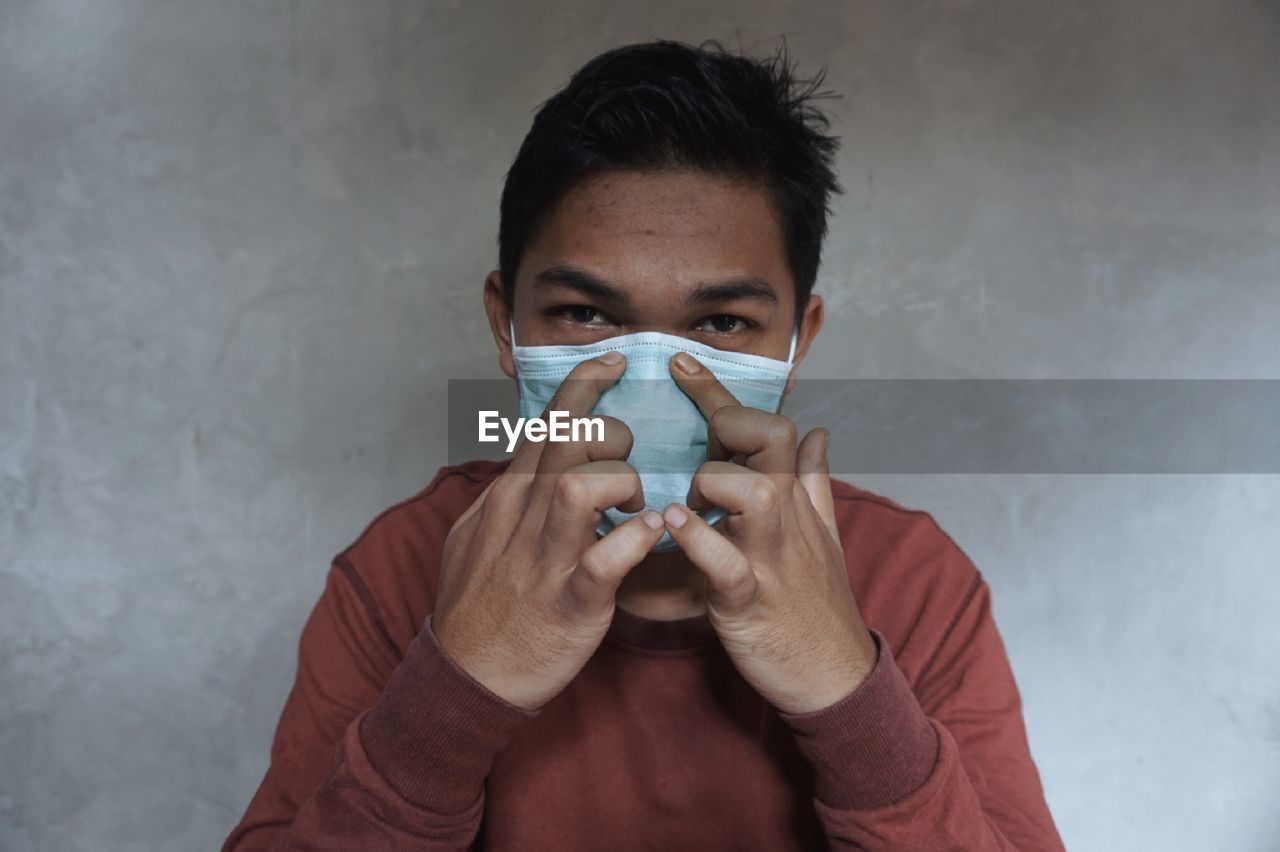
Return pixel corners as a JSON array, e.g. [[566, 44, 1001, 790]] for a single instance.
[[518, 169, 795, 300]]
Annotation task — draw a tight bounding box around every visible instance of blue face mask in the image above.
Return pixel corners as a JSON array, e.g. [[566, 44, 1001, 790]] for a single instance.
[[510, 326, 796, 551]]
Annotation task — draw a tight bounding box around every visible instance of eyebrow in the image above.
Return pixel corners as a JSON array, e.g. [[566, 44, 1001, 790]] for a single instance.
[[533, 265, 631, 305], [686, 277, 779, 306], [533, 264, 779, 307]]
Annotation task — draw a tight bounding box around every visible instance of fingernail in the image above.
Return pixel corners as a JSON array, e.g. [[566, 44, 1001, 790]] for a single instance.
[[642, 511, 664, 531], [597, 351, 623, 366], [663, 504, 688, 529], [672, 353, 700, 374]]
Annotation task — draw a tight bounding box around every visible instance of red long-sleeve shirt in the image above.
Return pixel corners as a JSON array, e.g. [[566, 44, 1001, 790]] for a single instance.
[[223, 460, 1065, 850]]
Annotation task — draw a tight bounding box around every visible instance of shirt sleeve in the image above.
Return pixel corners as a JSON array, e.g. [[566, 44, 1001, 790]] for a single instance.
[[221, 563, 534, 852], [779, 581, 1066, 851]]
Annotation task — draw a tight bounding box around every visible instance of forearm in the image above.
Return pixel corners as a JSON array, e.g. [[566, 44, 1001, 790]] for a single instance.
[[233, 620, 534, 852], [267, 714, 485, 852], [781, 630, 1063, 852], [806, 724, 1035, 852]]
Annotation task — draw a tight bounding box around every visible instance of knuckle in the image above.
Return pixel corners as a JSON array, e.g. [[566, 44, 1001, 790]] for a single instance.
[[688, 464, 710, 488], [688, 465, 717, 500], [747, 476, 777, 510], [554, 471, 592, 507], [722, 555, 754, 590], [577, 552, 610, 585], [708, 406, 738, 433], [767, 415, 797, 445], [599, 416, 634, 454]]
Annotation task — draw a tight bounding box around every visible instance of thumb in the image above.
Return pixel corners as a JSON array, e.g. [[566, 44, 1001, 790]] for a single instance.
[[566, 511, 665, 611], [662, 505, 757, 615], [797, 428, 839, 543]]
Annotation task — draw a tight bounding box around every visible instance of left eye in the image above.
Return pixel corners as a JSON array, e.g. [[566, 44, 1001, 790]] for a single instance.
[[695, 315, 746, 334]]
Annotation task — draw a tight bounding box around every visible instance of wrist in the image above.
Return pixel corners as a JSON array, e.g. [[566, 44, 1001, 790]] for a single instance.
[[434, 613, 568, 711], [781, 626, 879, 714], [360, 616, 537, 813], [434, 619, 532, 710], [779, 629, 939, 809]]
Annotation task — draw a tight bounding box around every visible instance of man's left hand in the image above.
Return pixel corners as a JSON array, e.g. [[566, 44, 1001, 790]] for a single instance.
[[664, 351, 879, 715]]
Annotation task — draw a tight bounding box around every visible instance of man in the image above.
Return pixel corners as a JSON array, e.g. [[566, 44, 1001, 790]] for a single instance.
[[225, 40, 1065, 850]]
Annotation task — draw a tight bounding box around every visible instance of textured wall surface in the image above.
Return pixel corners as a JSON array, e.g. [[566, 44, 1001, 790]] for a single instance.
[[2, 1, 1278, 849]]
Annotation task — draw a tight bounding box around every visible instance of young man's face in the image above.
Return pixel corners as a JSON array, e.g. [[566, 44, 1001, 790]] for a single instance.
[[485, 169, 823, 376]]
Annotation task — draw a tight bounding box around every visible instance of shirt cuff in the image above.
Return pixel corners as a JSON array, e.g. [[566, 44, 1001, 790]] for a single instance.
[[778, 628, 940, 810], [359, 616, 537, 814]]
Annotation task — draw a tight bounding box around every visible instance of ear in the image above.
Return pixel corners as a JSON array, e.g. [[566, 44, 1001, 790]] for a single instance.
[[785, 294, 824, 395], [482, 270, 517, 379]]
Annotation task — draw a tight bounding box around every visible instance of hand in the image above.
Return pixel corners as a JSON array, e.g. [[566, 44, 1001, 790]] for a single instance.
[[663, 352, 878, 714], [432, 352, 666, 709]]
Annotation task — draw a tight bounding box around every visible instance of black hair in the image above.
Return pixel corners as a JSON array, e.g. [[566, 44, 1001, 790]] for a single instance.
[[497, 38, 843, 316]]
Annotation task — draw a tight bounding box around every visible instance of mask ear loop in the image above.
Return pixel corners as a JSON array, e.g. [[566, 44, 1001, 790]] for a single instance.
[[786, 329, 798, 365]]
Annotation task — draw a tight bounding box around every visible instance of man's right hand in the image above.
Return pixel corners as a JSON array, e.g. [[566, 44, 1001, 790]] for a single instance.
[[431, 351, 663, 710]]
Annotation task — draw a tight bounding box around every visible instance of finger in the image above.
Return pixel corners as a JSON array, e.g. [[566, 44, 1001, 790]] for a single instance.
[[661, 504, 757, 615], [534, 355, 630, 476], [506, 351, 626, 479], [566, 511, 666, 611], [685, 461, 782, 551], [484, 454, 541, 521], [533, 460, 646, 567], [796, 427, 839, 542], [706, 406, 798, 474], [670, 353, 797, 473], [669, 352, 742, 420], [536, 414, 633, 472], [504, 421, 549, 476], [545, 352, 626, 421], [441, 480, 497, 563], [525, 413, 634, 522]]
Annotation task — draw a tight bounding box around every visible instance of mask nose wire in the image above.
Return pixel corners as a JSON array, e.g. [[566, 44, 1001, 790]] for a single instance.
[[513, 318, 796, 365]]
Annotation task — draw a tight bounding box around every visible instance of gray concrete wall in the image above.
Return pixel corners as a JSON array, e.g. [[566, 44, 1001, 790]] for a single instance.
[[2, 1, 1277, 849]]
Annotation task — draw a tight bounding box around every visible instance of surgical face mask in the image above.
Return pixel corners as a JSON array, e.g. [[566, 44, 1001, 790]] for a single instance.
[[510, 325, 796, 552]]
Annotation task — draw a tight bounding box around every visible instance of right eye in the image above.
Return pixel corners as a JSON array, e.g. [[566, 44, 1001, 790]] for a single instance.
[[554, 305, 612, 327]]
